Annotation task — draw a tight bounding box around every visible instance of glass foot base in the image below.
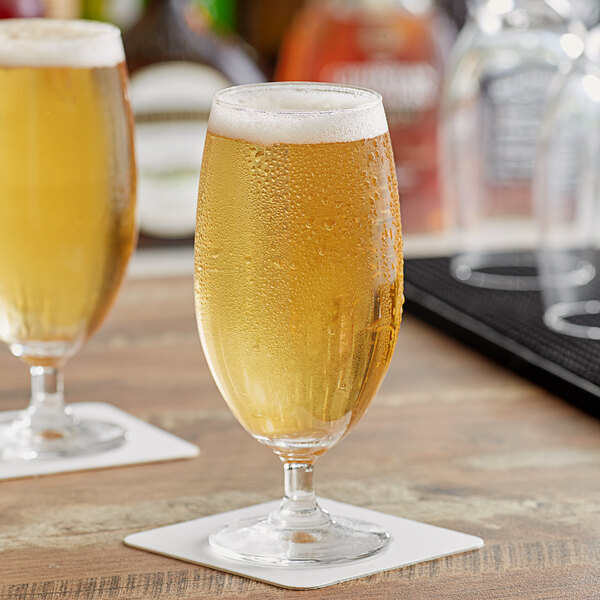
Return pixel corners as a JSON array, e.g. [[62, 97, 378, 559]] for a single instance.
[[209, 513, 390, 565], [0, 413, 127, 461], [450, 252, 540, 291]]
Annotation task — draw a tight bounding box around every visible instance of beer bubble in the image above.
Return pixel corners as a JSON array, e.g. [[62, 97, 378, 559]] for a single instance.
[[195, 123, 402, 447], [209, 83, 387, 145]]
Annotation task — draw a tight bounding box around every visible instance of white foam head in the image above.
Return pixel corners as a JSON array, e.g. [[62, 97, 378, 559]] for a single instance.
[[0, 19, 124, 68], [208, 82, 389, 145]]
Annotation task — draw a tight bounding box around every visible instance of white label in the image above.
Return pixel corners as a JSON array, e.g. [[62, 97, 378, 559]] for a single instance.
[[481, 66, 555, 185], [130, 62, 230, 238]]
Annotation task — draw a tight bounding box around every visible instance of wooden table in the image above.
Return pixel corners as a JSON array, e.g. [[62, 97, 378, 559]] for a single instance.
[[1, 274, 599, 599]]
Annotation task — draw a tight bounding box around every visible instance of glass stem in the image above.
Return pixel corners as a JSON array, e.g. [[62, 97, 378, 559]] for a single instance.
[[269, 462, 331, 530], [26, 366, 74, 433], [30, 366, 64, 410]]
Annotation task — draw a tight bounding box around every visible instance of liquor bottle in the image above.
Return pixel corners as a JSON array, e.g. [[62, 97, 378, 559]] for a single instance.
[[123, 0, 265, 242], [276, 0, 453, 234], [440, 0, 585, 290], [0, 0, 43, 18]]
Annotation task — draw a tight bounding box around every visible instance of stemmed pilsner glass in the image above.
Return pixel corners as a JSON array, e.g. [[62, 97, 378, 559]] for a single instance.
[[194, 82, 404, 564], [0, 20, 136, 460]]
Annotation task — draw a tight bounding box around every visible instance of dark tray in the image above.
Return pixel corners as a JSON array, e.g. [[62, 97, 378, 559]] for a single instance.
[[404, 256, 600, 418]]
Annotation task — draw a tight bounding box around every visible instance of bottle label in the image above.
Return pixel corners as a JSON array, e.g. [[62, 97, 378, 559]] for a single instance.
[[322, 61, 439, 121], [130, 62, 230, 238], [481, 66, 555, 186]]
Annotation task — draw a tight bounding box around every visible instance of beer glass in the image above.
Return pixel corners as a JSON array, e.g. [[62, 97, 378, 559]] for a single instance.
[[536, 27, 600, 338], [441, 0, 582, 291], [195, 82, 403, 564], [0, 20, 136, 460]]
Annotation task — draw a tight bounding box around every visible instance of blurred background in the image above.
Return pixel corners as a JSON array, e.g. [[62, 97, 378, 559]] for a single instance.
[[3, 0, 598, 256], [0, 0, 473, 248]]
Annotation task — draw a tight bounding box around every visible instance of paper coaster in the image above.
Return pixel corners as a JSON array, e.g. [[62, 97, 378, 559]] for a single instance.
[[0, 402, 199, 480], [125, 498, 483, 589]]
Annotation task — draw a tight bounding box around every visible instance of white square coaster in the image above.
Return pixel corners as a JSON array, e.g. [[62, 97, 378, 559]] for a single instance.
[[0, 402, 199, 480], [125, 498, 484, 589]]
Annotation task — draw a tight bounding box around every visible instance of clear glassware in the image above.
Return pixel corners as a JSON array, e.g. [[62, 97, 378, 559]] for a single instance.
[[0, 20, 137, 460], [194, 82, 403, 564], [441, 0, 585, 290], [536, 27, 600, 338]]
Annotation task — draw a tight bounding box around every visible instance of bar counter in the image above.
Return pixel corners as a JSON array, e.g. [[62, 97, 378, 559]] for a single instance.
[[1, 266, 599, 599]]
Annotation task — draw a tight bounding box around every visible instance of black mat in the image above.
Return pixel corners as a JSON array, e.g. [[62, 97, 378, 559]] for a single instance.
[[404, 256, 600, 418]]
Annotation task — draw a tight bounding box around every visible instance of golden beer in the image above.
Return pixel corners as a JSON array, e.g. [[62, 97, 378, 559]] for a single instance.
[[0, 22, 136, 363], [195, 87, 403, 458]]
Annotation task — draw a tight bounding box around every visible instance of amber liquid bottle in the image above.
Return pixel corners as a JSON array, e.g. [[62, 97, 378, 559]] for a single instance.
[[123, 0, 265, 243], [277, 0, 451, 234]]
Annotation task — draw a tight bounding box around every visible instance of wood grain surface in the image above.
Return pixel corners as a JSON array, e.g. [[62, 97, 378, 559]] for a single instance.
[[0, 274, 599, 599]]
